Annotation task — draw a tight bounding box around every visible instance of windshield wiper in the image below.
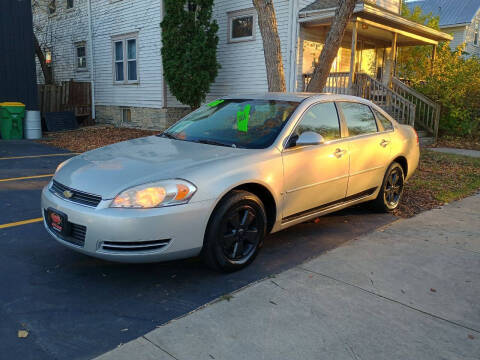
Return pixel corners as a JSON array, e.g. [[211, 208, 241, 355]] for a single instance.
[[193, 139, 237, 148], [158, 132, 177, 140]]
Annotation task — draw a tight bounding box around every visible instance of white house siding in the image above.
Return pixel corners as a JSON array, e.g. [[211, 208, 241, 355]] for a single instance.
[[33, 0, 91, 83], [370, 0, 401, 14], [91, 0, 163, 109], [443, 26, 467, 52], [464, 10, 480, 57], [170, 0, 292, 105]]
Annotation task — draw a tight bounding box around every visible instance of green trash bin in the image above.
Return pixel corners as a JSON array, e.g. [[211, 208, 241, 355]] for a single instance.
[[0, 102, 25, 139]]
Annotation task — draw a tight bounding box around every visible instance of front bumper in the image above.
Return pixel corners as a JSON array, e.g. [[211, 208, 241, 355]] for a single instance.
[[41, 185, 214, 263]]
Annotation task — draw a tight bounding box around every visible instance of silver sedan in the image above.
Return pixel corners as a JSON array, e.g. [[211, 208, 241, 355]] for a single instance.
[[41, 93, 419, 271]]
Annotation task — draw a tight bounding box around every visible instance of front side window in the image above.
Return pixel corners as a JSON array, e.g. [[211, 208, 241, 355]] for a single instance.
[[76, 44, 86, 69], [294, 102, 341, 141], [373, 109, 394, 131], [113, 36, 138, 83], [163, 99, 299, 149], [228, 10, 255, 42], [338, 102, 378, 136]]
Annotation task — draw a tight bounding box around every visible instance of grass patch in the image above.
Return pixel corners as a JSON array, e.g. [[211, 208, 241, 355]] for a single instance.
[[396, 149, 480, 217]]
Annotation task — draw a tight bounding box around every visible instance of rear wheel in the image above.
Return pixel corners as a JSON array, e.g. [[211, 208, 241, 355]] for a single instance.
[[202, 190, 267, 272], [372, 162, 405, 212]]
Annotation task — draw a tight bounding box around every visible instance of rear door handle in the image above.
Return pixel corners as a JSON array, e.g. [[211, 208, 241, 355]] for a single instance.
[[334, 148, 347, 158], [380, 139, 391, 147]]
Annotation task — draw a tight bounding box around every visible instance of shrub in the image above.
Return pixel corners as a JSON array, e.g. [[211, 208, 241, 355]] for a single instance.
[[161, 0, 220, 109], [397, 5, 480, 137]]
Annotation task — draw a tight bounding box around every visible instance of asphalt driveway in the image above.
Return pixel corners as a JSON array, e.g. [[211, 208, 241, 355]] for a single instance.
[[0, 140, 395, 360]]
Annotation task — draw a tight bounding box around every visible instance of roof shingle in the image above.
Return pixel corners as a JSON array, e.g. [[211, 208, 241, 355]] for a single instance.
[[406, 0, 480, 27]]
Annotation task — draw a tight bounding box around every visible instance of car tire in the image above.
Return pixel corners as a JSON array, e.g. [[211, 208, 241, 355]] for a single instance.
[[371, 162, 405, 213], [202, 190, 267, 272]]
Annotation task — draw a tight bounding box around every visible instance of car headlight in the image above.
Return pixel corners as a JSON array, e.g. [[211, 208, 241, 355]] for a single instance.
[[110, 179, 197, 208]]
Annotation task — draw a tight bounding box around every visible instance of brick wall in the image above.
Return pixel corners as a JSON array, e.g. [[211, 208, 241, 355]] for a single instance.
[[95, 105, 191, 130]]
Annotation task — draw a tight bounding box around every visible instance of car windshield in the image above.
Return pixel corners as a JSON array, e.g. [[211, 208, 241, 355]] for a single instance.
[[161, 99, 299, 149]]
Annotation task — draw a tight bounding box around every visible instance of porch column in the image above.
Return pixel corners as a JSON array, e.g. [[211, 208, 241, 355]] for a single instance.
[[382, 32, 397, 86], [431, 44, 437, 74], [349, 19, 358, 93]]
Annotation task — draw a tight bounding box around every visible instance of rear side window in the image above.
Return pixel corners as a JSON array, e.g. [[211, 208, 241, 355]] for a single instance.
[[295, 102, 341, 141], [373, 109, 394, 131], [338, 102, 378, 136]]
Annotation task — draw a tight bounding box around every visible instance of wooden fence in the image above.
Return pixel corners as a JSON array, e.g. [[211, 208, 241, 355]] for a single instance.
[[38, 81, 93, 124]]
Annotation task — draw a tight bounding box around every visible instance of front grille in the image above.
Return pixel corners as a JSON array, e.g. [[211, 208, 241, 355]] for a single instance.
[[50, 180, 102, 207], [44, 210, 87, 247], [100, 239, 171, 253]]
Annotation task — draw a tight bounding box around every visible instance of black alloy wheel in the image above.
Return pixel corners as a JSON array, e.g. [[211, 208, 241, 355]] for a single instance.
[[202, 190, 267, 272]]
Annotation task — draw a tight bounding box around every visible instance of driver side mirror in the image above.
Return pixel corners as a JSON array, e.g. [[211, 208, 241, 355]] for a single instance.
[[290, 131, 325, 148]]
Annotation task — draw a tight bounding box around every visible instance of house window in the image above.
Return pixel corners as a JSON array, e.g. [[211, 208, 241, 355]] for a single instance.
[[113, 35, 138, 83], [48, 0, 56, 14], [122, 108, 131, 123], [66, 0, 74, 9], [75, 43, 86, 69], [228, 9, 256, 43]]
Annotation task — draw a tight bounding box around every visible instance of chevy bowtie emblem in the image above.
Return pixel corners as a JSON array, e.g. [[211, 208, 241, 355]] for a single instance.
[[63, 190, 73, 199]]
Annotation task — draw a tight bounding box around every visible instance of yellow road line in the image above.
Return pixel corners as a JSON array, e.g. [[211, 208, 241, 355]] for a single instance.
[[0, 174, 54, 182], [0, 217, 43, 229], [0, 153, 78, 160]]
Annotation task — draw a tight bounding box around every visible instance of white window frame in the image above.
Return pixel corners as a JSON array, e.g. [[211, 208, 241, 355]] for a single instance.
[[75, 42, 87, 71], [112, 33, 139, 84], [227, 8, 256, 43]]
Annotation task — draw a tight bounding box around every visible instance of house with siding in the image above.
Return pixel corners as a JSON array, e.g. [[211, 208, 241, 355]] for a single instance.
[[33, 0, 451, 140], [407, 0, 480, 57]]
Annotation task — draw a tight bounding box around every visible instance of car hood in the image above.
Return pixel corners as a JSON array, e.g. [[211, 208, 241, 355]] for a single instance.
[[54, 136, 245, 199]]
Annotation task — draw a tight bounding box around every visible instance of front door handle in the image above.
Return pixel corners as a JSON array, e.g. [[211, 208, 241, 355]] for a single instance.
[[334, 148, 347, 158], [380, 139, 391, 147]]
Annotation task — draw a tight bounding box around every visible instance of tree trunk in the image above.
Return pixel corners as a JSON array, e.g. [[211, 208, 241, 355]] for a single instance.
[[252, 0, 286, 92], [306, 0, 356, 93], [33, 33, 53, 84]]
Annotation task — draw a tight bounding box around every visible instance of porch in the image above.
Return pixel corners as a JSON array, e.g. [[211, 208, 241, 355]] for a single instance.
[[296, 1, 453, 141]]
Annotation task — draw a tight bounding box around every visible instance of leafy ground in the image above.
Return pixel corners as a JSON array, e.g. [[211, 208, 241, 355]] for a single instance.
[[37, 127, 480, 219], [396, 149, 480, 217], [37, 126, 158, 153]]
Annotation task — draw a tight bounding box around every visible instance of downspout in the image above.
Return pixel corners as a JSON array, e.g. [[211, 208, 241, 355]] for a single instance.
[[287, 0, 298, 92], [161, 0, 168, 108], [87, 0, 95, 120]]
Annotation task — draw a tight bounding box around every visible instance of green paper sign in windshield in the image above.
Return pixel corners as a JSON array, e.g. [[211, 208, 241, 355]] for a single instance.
[[237, 104, 251, 132], [207, 99, 224, 107]]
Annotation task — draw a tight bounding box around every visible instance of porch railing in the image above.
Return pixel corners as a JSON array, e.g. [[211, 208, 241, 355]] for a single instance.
[[354, 73, 416, 126], [392, 77, 441, 140], [302, 72, 417, 127], [303, 72, 351, 94]]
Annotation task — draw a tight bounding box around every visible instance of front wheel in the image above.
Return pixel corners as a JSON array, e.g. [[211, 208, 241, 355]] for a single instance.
[[372, 162, 405, 212], [202, 190, 267, 272]]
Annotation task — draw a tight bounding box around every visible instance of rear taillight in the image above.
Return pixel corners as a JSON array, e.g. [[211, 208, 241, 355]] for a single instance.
[[414, 129, 419, 144]]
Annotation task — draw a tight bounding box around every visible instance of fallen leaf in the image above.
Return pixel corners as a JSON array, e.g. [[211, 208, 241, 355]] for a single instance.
[[430, 288, 437, 293], [18, 330, 29, 338], [468, 334, 474, 340]]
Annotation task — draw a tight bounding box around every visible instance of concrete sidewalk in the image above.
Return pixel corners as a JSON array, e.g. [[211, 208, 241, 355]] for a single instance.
[[97, 195, 480, 360], [429, 147, 480, 158]]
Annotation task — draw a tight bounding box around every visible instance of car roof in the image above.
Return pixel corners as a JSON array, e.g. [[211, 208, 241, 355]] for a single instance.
[[222, 92, 371, 104]]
